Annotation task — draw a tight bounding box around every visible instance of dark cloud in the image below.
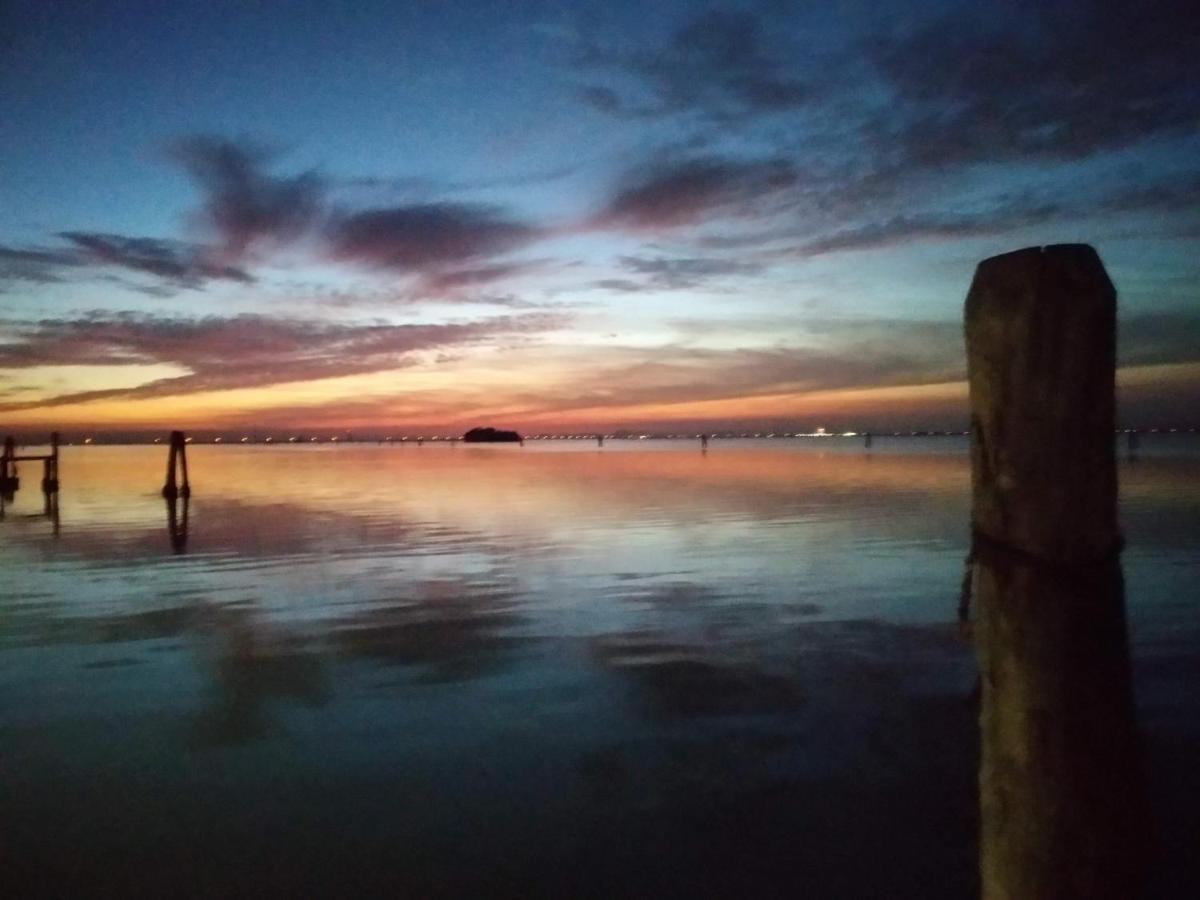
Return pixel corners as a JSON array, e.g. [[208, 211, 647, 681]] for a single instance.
[[0, 244, 81, 285], [415, 261, 535, 295], [578, 9, 810, 121], [2, 234, 250, 292], [170, 136, 323, 259], [0, 310, 565, 410], [578, 85, 621, 113], [789, 170, 1200, 259], [169, 137, 556, 281], [793, 203, 1064, 258], [343, 161, 583, 196], [618, 254, 763, 289], [327, 203, 538, 271], [869, 0, 1200, 167], [594, 255, 763, 292], [1099, 176, 1200, 216], [1118, 312, 1200, 367], [61, 232, 253, 286], [594, 278, 645, 293], [596, 157, 797, 230]]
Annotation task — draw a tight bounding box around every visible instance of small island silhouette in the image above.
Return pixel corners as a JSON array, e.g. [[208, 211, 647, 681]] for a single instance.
[[462, 426, 523, 444]]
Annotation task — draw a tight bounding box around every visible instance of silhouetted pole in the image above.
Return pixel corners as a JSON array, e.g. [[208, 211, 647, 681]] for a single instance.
[[965, 245, 1147, 899], [162, 431, 191, 500], [864, 431, 872, 449], [41, 431, 60, 495], [1, 436, 14, 497], [0, 436, 14, 503], [597, 434, 604, 447]]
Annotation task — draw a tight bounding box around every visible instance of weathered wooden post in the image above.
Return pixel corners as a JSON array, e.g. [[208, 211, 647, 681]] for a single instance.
[[41, 431, 60, 495], [965, 244, 1148, 899], [1, 436, 17, 498], [162, 431, 191, 500]]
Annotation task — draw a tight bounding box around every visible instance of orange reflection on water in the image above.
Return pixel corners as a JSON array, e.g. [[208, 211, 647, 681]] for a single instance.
[[36, 443, 971, 531]]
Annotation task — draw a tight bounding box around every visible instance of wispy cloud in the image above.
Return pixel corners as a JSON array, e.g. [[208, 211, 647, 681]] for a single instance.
[[0, 244, 81, 285], [593, 254, 764, 292], [577, 9, 810, 121], [62, 232, 253, 285], [792, 203, 1065, 258], [867, 0, 1200, 167], [0, 311, 566, 410], [595, 156, 796, 230]]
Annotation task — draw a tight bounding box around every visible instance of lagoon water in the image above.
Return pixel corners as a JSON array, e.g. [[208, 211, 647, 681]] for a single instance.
[[2, 438, 1198, 897]]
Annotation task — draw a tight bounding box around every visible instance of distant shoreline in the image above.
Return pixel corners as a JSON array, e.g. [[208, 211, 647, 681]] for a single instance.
[[10, 430, 1198, 448]]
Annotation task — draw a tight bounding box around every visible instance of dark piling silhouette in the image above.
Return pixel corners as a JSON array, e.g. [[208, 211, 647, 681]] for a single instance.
[[700, 434, 709, 451], [41, 432, 60, 495], [162, 431, 191, 500], [864, 431, 872, 449], [2, 432, 60, 503], [964, 245, 1148, 899], [1, 436, 17, 500]]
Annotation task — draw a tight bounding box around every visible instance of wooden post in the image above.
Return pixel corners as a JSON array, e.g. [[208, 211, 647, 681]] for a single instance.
[[965, 245, 1148, 899], [162, 431, 191, 499], [1, 436, 16, 497], [41, 431, 59, 494]]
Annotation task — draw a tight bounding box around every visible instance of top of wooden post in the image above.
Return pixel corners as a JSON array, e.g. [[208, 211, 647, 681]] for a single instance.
[[965, 244, 1118, 563]]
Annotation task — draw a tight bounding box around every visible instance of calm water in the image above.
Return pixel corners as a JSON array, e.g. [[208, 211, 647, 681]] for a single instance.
[[2, 438, 1198, 897]]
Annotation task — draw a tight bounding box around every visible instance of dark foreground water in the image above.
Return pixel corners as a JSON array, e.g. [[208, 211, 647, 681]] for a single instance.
[[2, 437, 1198, 897]]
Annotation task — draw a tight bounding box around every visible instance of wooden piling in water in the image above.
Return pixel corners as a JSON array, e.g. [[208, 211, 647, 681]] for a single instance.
[[964, 245, 1148, 899], [0, 436, 16, 497], [162, 431, 191, 500], [40, 431, 59, 494]]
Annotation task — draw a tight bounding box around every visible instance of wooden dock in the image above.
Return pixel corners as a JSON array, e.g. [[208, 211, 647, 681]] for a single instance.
[[1, 432, 59, 498]]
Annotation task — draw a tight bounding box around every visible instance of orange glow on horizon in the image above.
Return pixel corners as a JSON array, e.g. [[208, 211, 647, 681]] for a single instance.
[[2, 361, 1197, 433]]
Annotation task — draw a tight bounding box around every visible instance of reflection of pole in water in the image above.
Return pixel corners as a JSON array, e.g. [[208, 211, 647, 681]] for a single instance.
[[699, 434, 709, 451], [864, 431, 872, 450], [597, 434, 604, 448], [166, 493, 189, 554], [964, 245, 1147, 899]]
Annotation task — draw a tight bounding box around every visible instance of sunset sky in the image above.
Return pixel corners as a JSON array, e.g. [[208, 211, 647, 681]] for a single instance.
[[2, 0, 1198, 436]]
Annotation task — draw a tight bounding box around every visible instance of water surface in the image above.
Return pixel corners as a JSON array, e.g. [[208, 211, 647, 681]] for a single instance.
[[2, 439, 1197, 897]]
